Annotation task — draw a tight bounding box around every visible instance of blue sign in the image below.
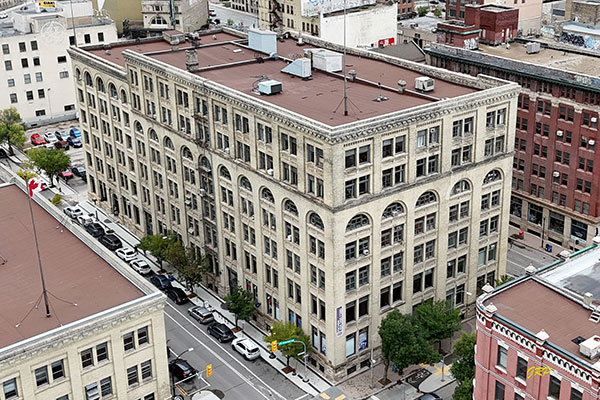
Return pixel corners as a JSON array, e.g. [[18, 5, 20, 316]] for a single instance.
[[336, 306, 343, 337]]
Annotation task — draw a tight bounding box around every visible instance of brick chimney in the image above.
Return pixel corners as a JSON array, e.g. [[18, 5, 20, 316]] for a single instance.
[[186, 50, 199, 72]]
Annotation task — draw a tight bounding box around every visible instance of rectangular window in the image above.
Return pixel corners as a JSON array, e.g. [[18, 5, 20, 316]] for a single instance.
[[495, 381, 505, 400], [35, 366, 48, 387], [81, 348, 94, 368], [516, 356, 528, 380], [123, 332, 135, 351], [51, 360, 65, 380], [497, 345, 507, 368], [548, 376, 561, 399], [141, 360, 152, 380], [127, 365, 139, 386], [100, 377, 112, 396]]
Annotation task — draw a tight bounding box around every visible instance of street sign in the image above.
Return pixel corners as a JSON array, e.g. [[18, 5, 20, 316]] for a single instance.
[[271, 340, 278, 353], [278, 339, 296, 346], [206, 364, 212, 377]]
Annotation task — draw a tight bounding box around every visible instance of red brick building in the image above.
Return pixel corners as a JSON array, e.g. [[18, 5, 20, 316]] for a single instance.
[[465, 5, 519, 45], [426, 43, 600, 249], [397, 0, 414, 18], [436, 20, 480, 49], [475, 245, 600, 400]]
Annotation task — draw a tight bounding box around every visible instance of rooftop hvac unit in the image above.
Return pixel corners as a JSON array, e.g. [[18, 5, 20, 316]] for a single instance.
[[580, 335, 600, 359], [415, 77, 435, 92], [258, 80, 282, 95], [248, 29, 278, 55], [556, 130, 563, 137], [526, 42, 541, 54], [281, 58, 312, 79], [307, 49, 343, 73]]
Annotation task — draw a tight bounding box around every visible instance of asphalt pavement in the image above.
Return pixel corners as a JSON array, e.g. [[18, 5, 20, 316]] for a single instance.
[[210, 3, 259, 28], [506, 238, 558, 277]]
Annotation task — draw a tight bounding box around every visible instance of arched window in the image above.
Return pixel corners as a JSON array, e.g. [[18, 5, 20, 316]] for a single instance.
[[75, 68, 81, 81], [219, 166, 231, 180], [182, 146, 193, 160], [151, 16, 167, 25], [451, 180, 471, 196], [120, 89, 128, 104], [308, 212, 324, 230], [96, 77, 105, 92], [240, 176, 252, 191], [261, 187, 274, 203], [484, 170, 502, 185], [416, 191, 437, 208], [134, 121, 143, 134], [346, 214, 370, 232], [199, 156, 211, 171], [283, 200, 298, 215], [149, 129, 159, 142], [382, 202, 404, 220], [109, 83, 117, 98], [84, 71, 93, 87], [164, 137, 174, 150]]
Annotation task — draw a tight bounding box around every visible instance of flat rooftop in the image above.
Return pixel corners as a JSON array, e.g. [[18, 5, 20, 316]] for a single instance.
[[0, 184, 143, 349], [87, 32, 478, 127], [541, 246, 600, 299], [483, 279, 599, 360]]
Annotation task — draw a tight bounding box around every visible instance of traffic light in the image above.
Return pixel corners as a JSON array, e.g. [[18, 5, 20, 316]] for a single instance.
[[206, 364, 212, 377], [271, 340, 278, 353]]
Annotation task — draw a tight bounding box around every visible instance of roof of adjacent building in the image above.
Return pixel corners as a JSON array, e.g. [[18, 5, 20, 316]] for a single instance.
[[369, 41, 426, 62], [426, 42, 600, 91], [0, 184, 143, 349], [481, 245, 600, 364], [86, 31, 480, 127]]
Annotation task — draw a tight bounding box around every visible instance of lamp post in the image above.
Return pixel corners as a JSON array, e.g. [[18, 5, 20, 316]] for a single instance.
[[170, 347, 194, 398], [296, 341, 309, 383], [541, 215, 547, 249]]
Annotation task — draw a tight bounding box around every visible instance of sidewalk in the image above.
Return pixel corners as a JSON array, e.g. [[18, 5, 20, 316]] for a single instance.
[[508, 225, 565, 256]]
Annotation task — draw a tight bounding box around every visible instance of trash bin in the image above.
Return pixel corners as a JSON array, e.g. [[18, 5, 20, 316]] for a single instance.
[[519, 230, 525, 239], [546, 243, 553, 253]]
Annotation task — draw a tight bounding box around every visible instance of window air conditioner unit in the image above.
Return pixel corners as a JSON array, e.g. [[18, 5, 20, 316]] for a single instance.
[[185, 200, 192, 206], [224, 147, 230, 153], [188, 227, 195, 234], [363, 249, 370, 256], [267, 168, 274, 176], [592, 117, 598, 123], [589, 139, 596, 146], [556, 130, 563, 137], [286, 235, 292, 242], [199, 189, 206, 196], [553, 171, 560, 177]]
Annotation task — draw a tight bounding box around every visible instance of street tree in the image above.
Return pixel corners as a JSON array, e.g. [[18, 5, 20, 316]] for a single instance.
[[415, 299, 461, 351], [0, 107, 27, 152], [27, 147, 70, 187], [378, 309, 439, 383], [165, 241, 206, 291], [417, 6, 429, 16], [265, 321, 311, 367], [451, 332, 476, 400], [225, 287, 255, 327], [138, 233, 177, 268], [495, 275, 514, 286]]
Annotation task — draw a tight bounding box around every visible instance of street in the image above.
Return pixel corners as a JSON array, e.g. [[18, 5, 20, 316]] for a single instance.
[[506, 241, 557, 277], [210, 3, 259, 28]]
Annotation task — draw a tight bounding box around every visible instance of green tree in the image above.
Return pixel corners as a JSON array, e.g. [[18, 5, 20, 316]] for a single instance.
[[379, 309, 439, 383], [0, 107, 27, 152], [138, 233, 177, 268], [417, 6, 429, 17], [27, 147, 70, 187], [433, 7, 442, 17], [265, 321, 311, 367], [17, 168, 38, 182], [415, 299, 461, 350], [495, 275, 514, 286], [166, 242, 207, 291], [451, 333, 476, 400], [225, 287, 255, 327]]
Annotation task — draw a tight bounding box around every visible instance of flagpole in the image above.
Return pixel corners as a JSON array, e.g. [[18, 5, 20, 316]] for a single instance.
[[343, 0, 348, 116], [27, 185, 51, 318]]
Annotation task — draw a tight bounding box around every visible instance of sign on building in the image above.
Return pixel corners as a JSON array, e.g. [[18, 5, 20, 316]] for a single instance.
[[302, 0, 376, 17]]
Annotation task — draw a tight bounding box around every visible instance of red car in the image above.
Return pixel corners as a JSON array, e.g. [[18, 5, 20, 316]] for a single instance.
[[30, 133, 46, 146], [58, 169, 73, 180]]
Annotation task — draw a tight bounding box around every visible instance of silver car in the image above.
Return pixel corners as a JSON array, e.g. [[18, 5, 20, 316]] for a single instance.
[[188, 306, 214, 324], [130, 259, 152, 275]]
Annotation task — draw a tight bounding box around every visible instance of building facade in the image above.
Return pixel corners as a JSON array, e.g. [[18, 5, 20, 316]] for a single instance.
[[0, 0, 117, 126], [0, 0, 24, 11], [475, 246, 600, 400], [69, 28, 518, 381], [446, 0, 542, 34], [142, 0, 209, 33], [231, 0, 259, 15], [426, 43, 600, 250], [0, 182, 170, 400], [91, 0, 143, 34]]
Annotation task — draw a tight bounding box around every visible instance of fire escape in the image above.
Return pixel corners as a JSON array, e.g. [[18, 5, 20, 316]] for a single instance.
[[269, 0, 283, 30]]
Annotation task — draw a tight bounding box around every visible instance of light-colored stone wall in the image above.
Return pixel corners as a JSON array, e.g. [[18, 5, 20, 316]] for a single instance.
[[68, 32, 518, 381], [142, 0, 208, 32]]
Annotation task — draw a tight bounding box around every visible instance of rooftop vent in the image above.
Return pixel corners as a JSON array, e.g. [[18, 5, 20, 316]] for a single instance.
[[248, 29, 278, 56], [415, 77, 435, 92], [526, 42, 540, 54], [305, 49, 342, 73], [186, 50, 199, 72], [281, 58, 312, 79], [258, 80, 282, 95], [580, 335, 600, 359], [163, 30, 185, 46], [572, 336, 586, 345], [584, 292, 594, 307]]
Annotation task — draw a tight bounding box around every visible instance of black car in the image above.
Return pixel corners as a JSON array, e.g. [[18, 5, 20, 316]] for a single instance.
[[99, 234, 122, 250], [85, 222, 105, 238], [165, 287, 189, 304], [169, 359, 197, 380], [150, 274, 172, 290], [71, 166, 87, 181], [207, 323, 234, 343]]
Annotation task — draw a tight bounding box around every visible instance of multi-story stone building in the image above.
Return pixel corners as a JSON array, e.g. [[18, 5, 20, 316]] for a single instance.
[[231, 0, 259, 15], [68, 28, 518, 380], [0, 0, 25, 12], [0, 182, 170, 400], [0, 0, 117, 126], [426, 43, 600, 250], [141, 0, 208, 33], [475, 242, 600, 400]]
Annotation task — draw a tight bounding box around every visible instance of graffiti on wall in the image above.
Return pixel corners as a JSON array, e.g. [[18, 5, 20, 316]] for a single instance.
[[560, 31, 600, 50], [464, 38, 478, 50]]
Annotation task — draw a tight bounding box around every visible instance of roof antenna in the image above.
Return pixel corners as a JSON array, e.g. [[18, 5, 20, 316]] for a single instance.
[[342, 0, 348, 116], [374, 82, 388, 102]]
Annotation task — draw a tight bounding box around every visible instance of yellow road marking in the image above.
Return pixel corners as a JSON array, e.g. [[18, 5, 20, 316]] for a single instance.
[[320, 394, 330, 399], [334, 395, 346, 400], [176, 385, 188, 396]]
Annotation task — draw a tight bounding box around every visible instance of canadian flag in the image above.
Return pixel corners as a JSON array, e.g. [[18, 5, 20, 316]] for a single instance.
[[27, 178, 43, 197]]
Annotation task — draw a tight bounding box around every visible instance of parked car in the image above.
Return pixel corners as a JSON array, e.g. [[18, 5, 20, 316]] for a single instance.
[[54, 140, 69, 150], [150, 274, 172, 290], [69, 128, 82, 138], [99, 234, 123, 250], [207, 323, 234, 343], [208, 9, 216, 16], [188, 306, 214, 324], [85, 222, 105, 238], [67, 137, 83, 148], [43, 132, 58, 144], [58, 169, 73, 180], [115, 247, 137, 262], [165, 287, 189, 304], [130, 259, 152, 275], [30, 133, 46, 146], [76, 214, 94, 225], [418, 394, 442, 400], [71, 166, 86, 179], [232, 337, 261, 360], [55, 130, 70, 141], [169, 359, 197, 381], [64, 206, 84, 219]]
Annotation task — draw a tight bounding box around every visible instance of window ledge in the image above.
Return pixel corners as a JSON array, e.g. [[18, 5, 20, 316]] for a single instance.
[[515, 377, 527, 386], [495, 365, 507, 374]]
